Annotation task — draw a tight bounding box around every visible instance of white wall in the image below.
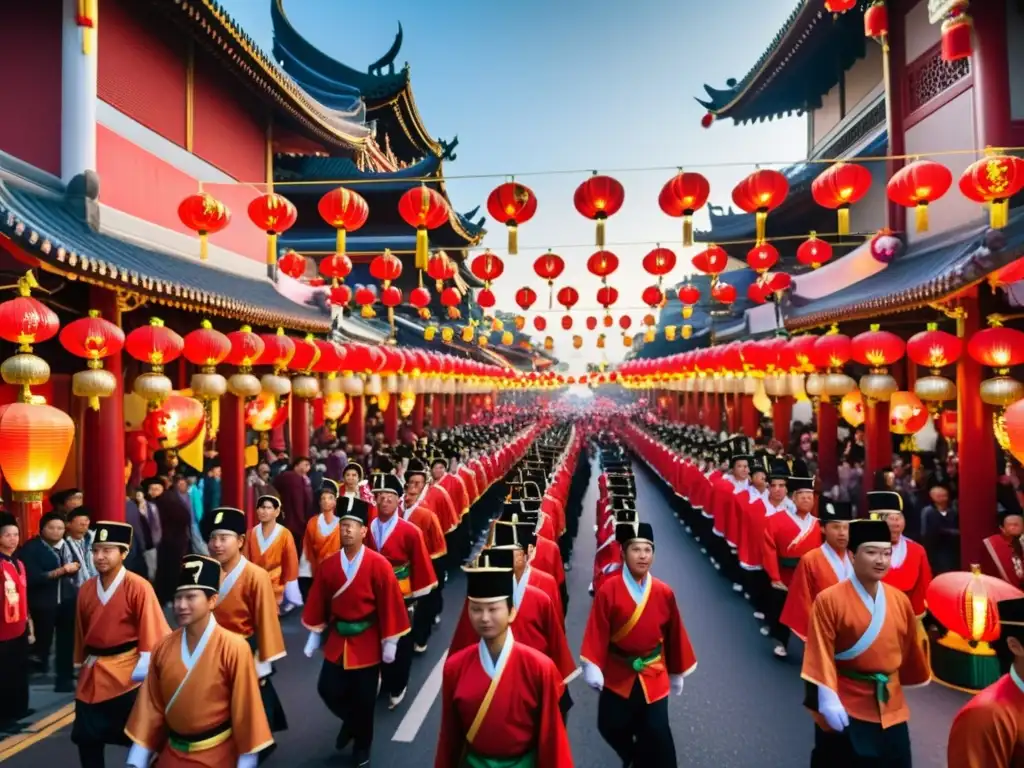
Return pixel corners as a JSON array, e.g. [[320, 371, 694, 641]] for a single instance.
[[1009, 0, 1024, 120], [813, 87, 843, 146], [905, 0, 941, 64], [848, 155, 888, 235], [810, 51, 883, 149]]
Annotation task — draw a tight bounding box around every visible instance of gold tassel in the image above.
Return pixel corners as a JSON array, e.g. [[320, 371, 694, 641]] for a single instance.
[[755, 211, 767, 244], [88, 395, 100, 411], [683, 216, 693, 247], [267, 233, 277, 265], [416, 227, 428, 270], [991, 200, 1009, 229], [915, 203, 929, 232], [387, 307, 395, 333], [336, 228, 346, 256], [837, 206, 850, 235], [199, 232, 209, 261], [508, 224, 518, 255], [596, 217, 606, 248]]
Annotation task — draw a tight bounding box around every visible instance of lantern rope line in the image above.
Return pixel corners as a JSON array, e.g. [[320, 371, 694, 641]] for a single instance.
[[201, 145, 1024, 188]]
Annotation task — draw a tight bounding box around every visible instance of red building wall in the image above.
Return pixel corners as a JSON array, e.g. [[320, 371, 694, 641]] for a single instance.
[[0, 1, 62, 176]]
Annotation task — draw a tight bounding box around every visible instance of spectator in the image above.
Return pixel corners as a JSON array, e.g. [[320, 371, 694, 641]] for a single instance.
[[0, 512, 30, 729], [122, 487, 150, 578], [64, 508, 96, 586], [921, 483, 960, 574], [275, 456, 314, 545], [20, 512, 78, 692], [202, 457, 222, 516], [248, 462, 275, 501], [137, 478, 164, 580], [48, 488, 83, 519], [152, 476, 194, 605]]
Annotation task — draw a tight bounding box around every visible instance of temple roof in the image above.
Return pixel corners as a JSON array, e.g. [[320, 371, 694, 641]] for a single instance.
[[271, 0, 441, 162], [784, 210, 1024, 331], [695, 3, 867, 124]]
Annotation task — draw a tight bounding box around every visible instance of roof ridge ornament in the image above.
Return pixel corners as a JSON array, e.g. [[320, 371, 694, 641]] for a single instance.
[[368, 22, 404, 76]]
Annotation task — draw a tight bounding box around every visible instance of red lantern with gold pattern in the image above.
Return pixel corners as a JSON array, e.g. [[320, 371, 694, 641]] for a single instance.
[[677, 284, 701, 305], [642, 247, 677, 287], [796, 234, 833, 269], [940, 3, 973, 62], [889, 391, 929, 435], [278, 250, 307, 280], [812, 333, 853, 371], [659, 172, 710, 246], [248, 193, 298, 268], [515, 287, 537, 312], [319, 252, 353, 286], [959, 153, 1024, 229], [60, 309, 125, 364], [486, 182, 536, 255], [574, 174, 625, 247], [183, 321, 231, 369], [224, 326, 265, 371], [317, 187, 369, 256], [398, 186, 449, 270], [886, 160, 952, 232], [426, 252, 456, 292], [927, 568, 1023, 645], [125, 318, 184, 370], [968, 325, 1024, 373], [586, 251, 619, 281], [811, 162, 872, 234], [906, 324, 962, 372], [746, 243, 779, 273], [143, 394, 205, 450], [732, 169, 789, 243], [178, 192, 230, 261], [0, 282, 59, 353], [789, 335, 819, 371], [369, 250, 403, 286], [257, 330, 296, 373], [852, 325, 905, 368], [691, 245, 729, 276]]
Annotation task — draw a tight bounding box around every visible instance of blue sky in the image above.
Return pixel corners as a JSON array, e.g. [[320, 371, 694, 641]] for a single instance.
[[222, 0, 806, 368]]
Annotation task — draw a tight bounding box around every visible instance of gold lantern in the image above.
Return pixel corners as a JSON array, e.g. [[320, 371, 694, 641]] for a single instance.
[[665, 325, 677, 341], [424, 325, 437, 342], [441, 327, 454, 343], [859, 372, 899, 402]]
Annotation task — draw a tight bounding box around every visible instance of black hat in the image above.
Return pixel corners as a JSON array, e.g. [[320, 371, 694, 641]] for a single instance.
[[848, 519, 892, 552], [338, 496, 370, 525], [0, 512, 17, 530], [867, 491, 903, 515], [256, 495, 281, 510], [463, 565, 513, 603], [768, 459, 791, 482], [616, 521, 655, 547], [319, 479, 340, 497], [999, 508, 1024, 525], [819, 499, 854, 523], [178, 554, 221, 595], [370, 473, 403, 496], [142, 476, 165, 490], [343, 462, 364, 480], [490, 520, 528, 549], [750, 452, 770, 476], [430, 456, 449, 470], [730, 454, 754, 468], [93, 521, 133, 551], [997, 597, 1024, 636], [201, 507, 247, 539], [611, 497, 636, 513], [477, 548, 515, 569], [614, 507, 638, 525], [788, 476, 815, 494], [405, 459, 428, 480]]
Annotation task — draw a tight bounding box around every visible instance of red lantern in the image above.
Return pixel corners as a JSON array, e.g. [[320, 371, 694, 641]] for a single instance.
[[700, 112, 714, 129], [409, 286, 431, 319], [927, 568, 1023, 644], [659, 172, 710, 246], [369, 250, 403, 286], [248, 193, 298, 268], [796, 234, 833, 269], [278, 250, 307, 280], [246, 392, 289, 433], [811, 162, 872, 235], [596, 285, 619, 309], [426, 252, 456, 291], [143, 394, 205, 450], [641, 285, 664, 308], [125, 318, 184, 370], [691, 245, 729, 276], [886, 160, 952, 232], [317, 187, 368, 256], [354, 286, 377, 318], [534, 251, 565, 307], [380, 285, 403, 308], [319, 253, 353, 286], [515, 287, 538, 311], [968, 325, 1024, 373], [1005, 399, 1024, 464], [746, 242, 779, 273], [677, 284, 701, 305], [0, 402, 75, 529], [825, 0, 857, 13], [178, 193, 230, 261], [398, 186, 450, 270], [959, 153, 1024, 229], [470, 251, 505, 287], [476, 288, 496, 309], [586, 251, 619, 280], [224, 326, 265, 371], [619, 315, 632, 330], [641, 247, 677, 286], [747, 282, 769, 305], [0, 284, 59, 353], [906, 324, 962, 372], [574, 174, 625, 247], [59, 310, 125, 363], [939, 409, 958, 440], [561, 315, 573, 331], [732, 169, 789, 243], [889, 391, 929, 435], [764, 272, 792, 294], [812, 333, 853, 370], [440, 287, 462, 320], [556, 286, 579, 311], [864, 0, 889, 39], [940, 3, 973, 62], [851, 325, 905, 368], [182, 321, 231, 368], [789, 335, 818, 371], [711, 282, 737, 305], [257, 330, 296, 372], [486, 182, 537, 255], [330, 284, 352, 307], [586, 316, 598, 331], [533, 316, 547, 332]]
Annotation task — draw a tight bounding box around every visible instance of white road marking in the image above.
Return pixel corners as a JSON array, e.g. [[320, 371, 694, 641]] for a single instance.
[[391, 650, 448, 743]]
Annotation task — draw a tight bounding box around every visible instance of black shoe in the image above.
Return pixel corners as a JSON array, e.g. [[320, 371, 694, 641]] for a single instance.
[[353, 747, 370, 766], [335, 724, 353, 751]]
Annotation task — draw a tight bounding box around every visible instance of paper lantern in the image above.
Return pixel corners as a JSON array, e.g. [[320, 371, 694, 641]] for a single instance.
[[318, 187, 369, 256], [939, 3, 973, 62], [796, 234, 833, 270], [968, 325, 1024, 373], [440, 287, 462, 320], [257, 329, 297, 374], [534, 251, 565, 307], [812, 162, 872, 234], [852, 324, 905, 369], [596, 286, 619, 309], [586, 316, 598, 331], [732, 169, 789, 243], [178, 193, 230, 261], [642, 247, 677, 285], [574, 174, 625, 247], [677, 284, 701, 305], [641, 286, 664, 309], [556, 286, 579, 311], [906, 323, 962, 372], [278, 250, 307, 280], [398, 186, 449, 270], [840, 390, 865, 427], [142, 394, 205, 449], [0, 402, 75, 529], [561, 315, 573, 331], [889, 391, 929, 435], [59, 309, 125, 410], [533, 316, 547, 332], [354, 286, 377, 319], [1005, 399, 1024, 464], [864, 0, 889, 38], [886, 160, 952, 232], [426, 252, 456, 291], [248, 193, 298, 267], [486, 182, 537, 254], [939, 409, 958, 440], [470, 251, 505, 288], [959, 154, 1024, 229], [125, 318, 184, 400], [746, 242, 779, 273], [246, 392, 289, 433], [515, 287, 537, 311], [586, 250, 619, 280], [476, 288, 496, 309], [825, 0, 857, 11], [711, 281, 736, 305], [927, 567, 1023, 645], [691, 245, 729, 276], [659, 171, 710, 246], [369, 250, 403, 286]]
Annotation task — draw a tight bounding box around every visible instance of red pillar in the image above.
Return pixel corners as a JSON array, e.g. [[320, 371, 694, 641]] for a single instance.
[[220, 393, 246, 519], [864, 398, 892, 509], [817, 399, 839, 490], [972, 0, 1012, 148], [412, 394, 425, 434], [709, 393, 721, 433], [290, 397, 310, 458], [446, 394, 456, 428], [81, 286, 125, 522], [431, 394, 444, 429], [346, 396, 365, 448], [383, 393, 398, 443], [958, 296, 997, 568], [741, 393, 758, 437], [773, 396, 793, 448]]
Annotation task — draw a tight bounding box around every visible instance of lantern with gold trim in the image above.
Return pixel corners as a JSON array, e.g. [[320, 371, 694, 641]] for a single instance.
[[959, 152, 1024, 229], [256, 329, 296, 402], [659, 171, 710, 247], [398, 186, 449, 270], [886, 160, 952, 233], [732, 169, 789, 243], [178, 193, 230, 261], [968, 318, 1024, 447], [574, 173, 625, 247], [907, 323, 961, 413], [318, 187, 369, 257], [533, 251, 565, 308], [224, 326, 265, 399], [126, 318, 184, 408], [248, 193, 298, 269], [59, 308, 124, 411], [487, 182, 536, 255], [182, 320, 231, 436], [852, 324, 905, 402]]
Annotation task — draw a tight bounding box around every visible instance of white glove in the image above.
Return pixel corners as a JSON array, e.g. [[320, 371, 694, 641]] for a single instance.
[[130, 652, 151, 683], [670, 674, 684, 696], [254, 657, 273, 679], [237, 753, 258, 768], [583, 662, 604, 691], [283, 580, 303, 607], [817, 684, 849, 732], [125, 743, 151, 767], [381, 638, 398, 664], [303, 631, 321, 658]]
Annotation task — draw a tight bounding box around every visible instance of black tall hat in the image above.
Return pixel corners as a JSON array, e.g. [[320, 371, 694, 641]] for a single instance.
[[490, 520, 524, 549], [319, 479, 340, 497], [867, 491, 903, 515], [343, 462, 365, 480], [616, 521, 655, 546], [93, 521, 133, 551], [338, 496, 370, 525], [477, 548, 515, 569], [848, 519, 892, 551], [818, 499, 854, 522], [0, 512, 17, 530], [768, 459, 792, 482], [201, 507, 247, 539], [177, 554, 221, 595], [997, 597, 1024, 635], [463, 565, 513, 602], [730, 454, 755, 468], [405, 459, 428, 479], [513, 522, 537, 549], [750, 451, 770, 476], [371, 473, 403, 496], [614, 507, 638, 525], [788, 476, 815, 494], [611, 497, 637, 513]]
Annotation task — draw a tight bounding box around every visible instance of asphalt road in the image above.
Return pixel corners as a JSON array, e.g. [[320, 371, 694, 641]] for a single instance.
[[0, 455, 970, 767]]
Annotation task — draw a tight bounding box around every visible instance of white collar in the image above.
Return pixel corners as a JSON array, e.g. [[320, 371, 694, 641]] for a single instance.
[[219, 557, 248, 599], [890, 536, 908, 569], [478, 628, 515, 679], [513, 567, 531, 609], [372, 514, 399, 549], [1011, 666, 1024, 695], [341, 545, 365, 580], [621, 568, 647, 604], [255, 523, 283, 554], [96, 566, 126, 606], [318, 514, 339, 537], [822, 542, 853, 582], [181, 615, 217, 671], [786, 504, 814, 529]]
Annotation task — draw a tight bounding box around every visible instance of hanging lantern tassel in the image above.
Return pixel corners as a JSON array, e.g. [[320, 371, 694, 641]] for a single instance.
[[682, 213, 694, 248], [990, 197, 1010, 230], [77, 0, 97, 55], [596, 214, 607, 248], [755, 209, 768, 244], [941, 5, 973, 63], [837, 205, 851, 235], [507, 222, 518, 255], [199, 231, 210, 262], [415, 226, 429, 270], [266, 232, 278, 266], [915, 202, 929, 233], [336, 227, 346, 256], [548, 280, 554, 310]]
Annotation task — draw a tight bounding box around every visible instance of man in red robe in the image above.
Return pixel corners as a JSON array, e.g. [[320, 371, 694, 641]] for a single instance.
[[981, 509, 1024, 588], [581, 522, 697, 768], [870, 491, 932, 619]]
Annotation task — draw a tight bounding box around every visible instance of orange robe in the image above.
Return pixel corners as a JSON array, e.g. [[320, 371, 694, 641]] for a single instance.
[[366, 514, 438, 599], [301, 546, 410, 669], [212, 559, 286, 665], [947, 672, 1024, 767], [124, 618, 274, 766], [435, 633, 573, 768], [75, 569, 170, 704], [882, 537, 932, 618], [242, 523, 299, 605], [404, 504, 448, 560], [801, 579, 930, 730], [301, 514, 341, 575], [580, 572, 697, 703], [781, 544, 851, 642], [762, 509, 820, 587]]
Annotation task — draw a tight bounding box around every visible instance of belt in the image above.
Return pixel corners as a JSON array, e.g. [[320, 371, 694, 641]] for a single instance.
[[168, 721, 232, 753], [84, 641, 138, 657], [610, 642, 663, 673], [779, 556, 801, 568], [334, 617, 374, 636], [393, 564, 410, 581], [839, 668, 891, 704], [462, 749, 536, 768]]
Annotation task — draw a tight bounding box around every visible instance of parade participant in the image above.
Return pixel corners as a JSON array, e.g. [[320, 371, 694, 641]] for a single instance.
[[71, 521, 170, 768], [202, 507, 288, 744], [947, 596, 1024, 766], [711, 451, 751, 592], [301, 498, 409, 767], [781, 499, 853, 645], [367, 472, 438, 709], [431, 455, 471, 558], [502, 520, 564, 615], [592, 508, 637, 596], [981, 508, 1024, 588], [125, 555, 274, 768], [760, 475, 820, 656], [299, 479, 342, 600], [342, 462, 375, 505], [581, 522, 697, 768], [801, 519, 930, 768], [740, 460, 792, 620], [870, 491, 932, 619], [242, 496, 302, 613], [0, 513, 30, 730], [434, 566, 573, 768]]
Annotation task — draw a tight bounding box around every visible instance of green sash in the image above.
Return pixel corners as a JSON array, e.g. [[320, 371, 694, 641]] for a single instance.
[[839, 668, 891, 704], [393, 564, 410, 580], [462, 750, 536, 768], [611, 642, 663, 673], [779, 556, 801, 568], [334, 619, 373, 636]]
